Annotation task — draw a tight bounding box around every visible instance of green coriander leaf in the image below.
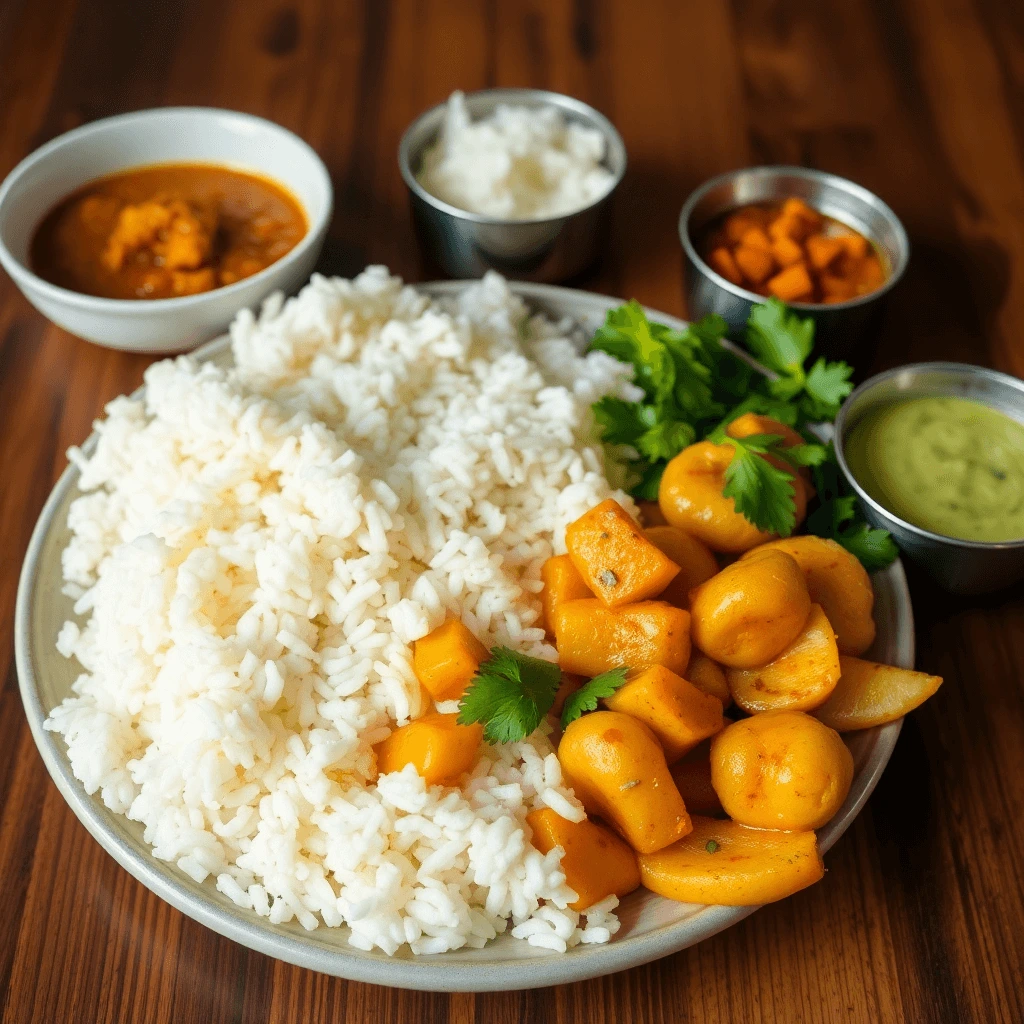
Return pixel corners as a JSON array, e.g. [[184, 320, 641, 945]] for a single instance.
[[590, 301, 676, 404], [766, 373, 808, 403], [561, 667, 630, 729], [458, 647, 561, 745], [705, 840, 720, 854], [714, 393, 801, 431], [807, 492, 857, 538], [805, 446, 898, 571], [718, 431, 782, 454], [721, 436, 799, 537], [657, 323, 724, 423], [636, 419, 696, 461], [592, 396, 656, 446], [833, 522, 900, 572], [743, 301, 852, 423], [782, 442, 830, 468], [808, 453, 845, 511], [705, 344, 758, 404], [628, 460, 666, 501], [687, 312, 729, 347], [745, 297, 815, 375], [801, 357, 854, 420]]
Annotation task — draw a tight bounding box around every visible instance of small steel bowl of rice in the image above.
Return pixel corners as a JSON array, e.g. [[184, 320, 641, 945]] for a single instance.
[[399, 89, 626, 282]]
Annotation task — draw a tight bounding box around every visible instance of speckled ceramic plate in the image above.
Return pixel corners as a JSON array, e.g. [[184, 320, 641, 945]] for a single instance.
[[15, 282, 913, 992]]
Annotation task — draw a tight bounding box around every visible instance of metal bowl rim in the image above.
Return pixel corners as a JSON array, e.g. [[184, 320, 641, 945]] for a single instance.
[[834, 360, 1024, 551], [677, 164, 910, 312], [397, 88, 627, 227]]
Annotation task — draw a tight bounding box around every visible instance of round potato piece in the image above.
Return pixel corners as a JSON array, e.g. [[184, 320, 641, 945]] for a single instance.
[[658, 442, 773, 553], [726, 603, 841, 713], [643, 525, 720, 607], [742, 536, 876, 655], [710, 711, 853, 830], [658, 441, 807, 554], [689, 550, 811, 668]]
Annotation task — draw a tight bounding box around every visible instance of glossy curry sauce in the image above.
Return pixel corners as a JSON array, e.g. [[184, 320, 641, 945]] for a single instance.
[[30, 163, 307, 300]]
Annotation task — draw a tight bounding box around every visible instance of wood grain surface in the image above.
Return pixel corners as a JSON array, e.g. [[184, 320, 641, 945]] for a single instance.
[[1, 0, 1022, 1021]]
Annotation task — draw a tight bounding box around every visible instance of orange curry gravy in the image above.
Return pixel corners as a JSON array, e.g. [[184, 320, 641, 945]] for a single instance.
[[30, 163, 307, 300]]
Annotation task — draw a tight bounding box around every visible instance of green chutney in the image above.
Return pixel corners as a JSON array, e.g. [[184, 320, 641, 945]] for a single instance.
[[844, 395, 1024, 542]]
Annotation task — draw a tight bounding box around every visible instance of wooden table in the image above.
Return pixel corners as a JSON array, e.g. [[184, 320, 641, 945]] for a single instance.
[[1, 0, 1022, 1020]]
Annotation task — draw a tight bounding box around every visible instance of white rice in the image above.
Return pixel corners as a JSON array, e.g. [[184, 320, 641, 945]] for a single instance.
[[45, 267, 641, 955], [417, 91, 616, 219]]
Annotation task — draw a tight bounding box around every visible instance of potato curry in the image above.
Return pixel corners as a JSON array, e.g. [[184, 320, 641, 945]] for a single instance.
[[30, 163, 307, 300], [387, 481, 942, 912]]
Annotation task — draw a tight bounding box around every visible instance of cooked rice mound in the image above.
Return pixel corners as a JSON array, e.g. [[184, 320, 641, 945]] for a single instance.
[[46, 268, 640, 954]]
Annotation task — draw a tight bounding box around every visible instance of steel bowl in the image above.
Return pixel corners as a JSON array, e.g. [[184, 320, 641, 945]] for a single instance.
[[678, 166, 909, 359], [398, 89, 626, 282], [834, 362, 1024, 594]]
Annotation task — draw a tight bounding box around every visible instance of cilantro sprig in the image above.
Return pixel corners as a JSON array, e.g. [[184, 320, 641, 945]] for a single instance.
[[590, 301, 730, 497], [456, 653, 633, 745], [807, 451, 899, 571], [719, 434, 803, 538], [457, 647, 560, 744], [745, 299, 854, 420], [587, 297, 896, 570], [560, 667, 630, 729]]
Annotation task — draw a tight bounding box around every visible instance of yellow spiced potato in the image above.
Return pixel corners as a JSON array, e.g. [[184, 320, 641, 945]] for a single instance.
[[726, 413, 813, 525], [526, 808, 640, 911], [742, 536, 876, 655], [710, 711, 854, 830], [813, 656, 943, 731], [638, 816, 824, 905], [413, 619, 489, 702], [604, 665, 725, 762], [375, 713, 483, 787], [553, 599, 691, 676], [565, 498, 680, 607], [558, 711, 692, 854], [540, 554, 593, 634], [658, 440, 807, 553], [689, 550, 811, 668], [726, 603, 841, 713], [642, 525, 719, 607], [685, 652, 731, 708], [658, 441, 776, 553]]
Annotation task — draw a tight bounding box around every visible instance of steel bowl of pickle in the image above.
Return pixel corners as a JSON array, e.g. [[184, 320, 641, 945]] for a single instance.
[[678, 166, 909, 359]]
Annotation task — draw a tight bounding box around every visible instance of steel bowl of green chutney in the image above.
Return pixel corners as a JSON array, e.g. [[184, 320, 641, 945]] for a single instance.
[[834, 362, 1024, 594]]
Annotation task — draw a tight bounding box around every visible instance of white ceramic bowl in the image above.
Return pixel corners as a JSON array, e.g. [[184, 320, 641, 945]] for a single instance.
[[16, 282, 913, 991], [0, 107, 333, 353]]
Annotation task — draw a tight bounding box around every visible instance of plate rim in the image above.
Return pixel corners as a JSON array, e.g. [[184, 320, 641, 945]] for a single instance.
[[14, 279, 910, 992]]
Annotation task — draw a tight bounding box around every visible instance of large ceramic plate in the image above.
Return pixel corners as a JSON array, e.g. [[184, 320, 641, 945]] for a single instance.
[[15, 282, 912, 992]]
